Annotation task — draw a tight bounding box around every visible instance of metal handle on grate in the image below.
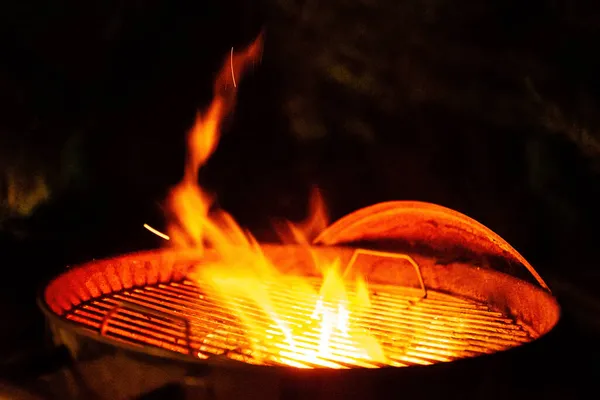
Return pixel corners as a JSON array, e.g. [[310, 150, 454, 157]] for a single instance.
[[100, 300, 194, 356], [345, 249, 428, 299], [314, 201, 552, 293]]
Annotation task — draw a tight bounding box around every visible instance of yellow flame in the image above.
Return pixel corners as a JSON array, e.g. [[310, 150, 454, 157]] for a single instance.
[[165, 34, 386, 368]]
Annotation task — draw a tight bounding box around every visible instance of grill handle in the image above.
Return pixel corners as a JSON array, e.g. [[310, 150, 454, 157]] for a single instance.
[[100, 300, 259, 366], [345, 249, 428, 299], [100, 300, 194, 356]]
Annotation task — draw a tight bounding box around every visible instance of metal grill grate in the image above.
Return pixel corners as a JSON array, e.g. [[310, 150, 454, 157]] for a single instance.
[[64, 278, 533, 369]]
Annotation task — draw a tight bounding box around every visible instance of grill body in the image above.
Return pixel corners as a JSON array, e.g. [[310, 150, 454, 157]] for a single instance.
[[40, 245, 560, 400]]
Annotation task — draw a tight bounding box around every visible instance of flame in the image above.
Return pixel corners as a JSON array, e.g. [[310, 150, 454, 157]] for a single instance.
[[276, 186, 329, 246], [166, 34, 386, 368]]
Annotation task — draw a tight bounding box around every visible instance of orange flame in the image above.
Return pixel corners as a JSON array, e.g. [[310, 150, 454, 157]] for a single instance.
[[276, 186, 329, 246], [166, 33, 263, 249], [165, 34, 386, 368]]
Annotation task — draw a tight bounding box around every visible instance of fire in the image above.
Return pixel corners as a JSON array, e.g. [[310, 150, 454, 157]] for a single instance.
[[165, 34, 386, 368], [276, 187, 329, 246]]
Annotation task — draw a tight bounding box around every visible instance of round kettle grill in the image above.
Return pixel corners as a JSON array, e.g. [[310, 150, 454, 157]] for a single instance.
[[39, 201, 560, 400]]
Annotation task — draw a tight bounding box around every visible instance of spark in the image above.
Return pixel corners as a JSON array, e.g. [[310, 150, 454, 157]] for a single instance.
[[143, 224, 170, 240], [230, 47, 237, 88]]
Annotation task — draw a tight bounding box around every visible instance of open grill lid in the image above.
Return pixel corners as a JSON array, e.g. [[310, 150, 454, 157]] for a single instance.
[[314, 201, 550, 292]]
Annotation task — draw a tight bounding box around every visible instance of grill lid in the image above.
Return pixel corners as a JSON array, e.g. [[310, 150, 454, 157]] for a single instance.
[[315, 201, 550, 291]]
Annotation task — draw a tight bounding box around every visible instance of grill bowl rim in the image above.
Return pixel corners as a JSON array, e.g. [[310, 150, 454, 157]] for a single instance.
[[38, 246, 562, 373]]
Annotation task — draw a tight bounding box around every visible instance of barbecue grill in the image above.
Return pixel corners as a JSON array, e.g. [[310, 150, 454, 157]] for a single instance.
[[39, 201, 561, 400]]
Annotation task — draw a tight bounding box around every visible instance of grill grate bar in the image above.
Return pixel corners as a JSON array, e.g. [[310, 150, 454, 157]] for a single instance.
[[65, 279, 532, 368], [157, 282, 515, 333], [164, 285, 523, 336], [129, 283, 530, 343], [165, 282, 514, 322]]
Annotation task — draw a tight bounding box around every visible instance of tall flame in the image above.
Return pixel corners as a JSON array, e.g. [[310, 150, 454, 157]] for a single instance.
[[276, 186, 329, 246], [167, 34, 263, 250], [165, 34, 386, 368]]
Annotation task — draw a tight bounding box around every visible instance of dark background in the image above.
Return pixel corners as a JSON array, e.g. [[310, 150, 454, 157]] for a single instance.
[[1, 0, 600, 389]]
